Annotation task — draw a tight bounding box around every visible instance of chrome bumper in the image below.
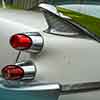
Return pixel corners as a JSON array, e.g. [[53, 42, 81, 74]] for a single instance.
[[1, 78, 100, 96]]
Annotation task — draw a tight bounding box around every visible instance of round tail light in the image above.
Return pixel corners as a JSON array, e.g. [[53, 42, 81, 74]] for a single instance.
[[1, 61, 37, 80], [1, 65, 24, 80], [10, 34, 32, 50]]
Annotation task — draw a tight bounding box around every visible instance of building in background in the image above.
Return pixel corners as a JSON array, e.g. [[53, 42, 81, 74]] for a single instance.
[[0, 0, 100, 9], [11, 0, 48, 9]]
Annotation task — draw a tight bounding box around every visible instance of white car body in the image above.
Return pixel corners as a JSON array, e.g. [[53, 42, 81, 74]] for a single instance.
[[0, 3, 100, 100]]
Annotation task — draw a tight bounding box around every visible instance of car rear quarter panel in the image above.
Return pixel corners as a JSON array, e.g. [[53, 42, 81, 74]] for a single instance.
[[0, 9, 100, 100]]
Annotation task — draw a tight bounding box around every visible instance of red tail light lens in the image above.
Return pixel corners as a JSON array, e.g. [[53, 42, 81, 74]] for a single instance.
[[1, 65, 24, 80], [10, 34, 32, 50]]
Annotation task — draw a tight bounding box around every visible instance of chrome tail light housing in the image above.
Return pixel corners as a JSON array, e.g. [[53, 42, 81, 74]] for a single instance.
[[10, 32, 44, 53], [1, 61, 36, 80]]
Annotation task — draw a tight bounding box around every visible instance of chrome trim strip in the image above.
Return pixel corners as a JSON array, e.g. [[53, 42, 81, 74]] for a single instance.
[[61, 81, 100, 95], [3, 83, 60, 93]]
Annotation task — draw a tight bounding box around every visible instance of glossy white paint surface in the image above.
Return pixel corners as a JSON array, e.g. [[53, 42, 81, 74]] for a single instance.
[[0, 8, 100, 100], [0, 8, 47, 67], [34, 32, 100, 83]]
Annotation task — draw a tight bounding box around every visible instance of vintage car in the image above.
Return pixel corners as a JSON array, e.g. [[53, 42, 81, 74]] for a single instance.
[[0, 3, 100, 100]]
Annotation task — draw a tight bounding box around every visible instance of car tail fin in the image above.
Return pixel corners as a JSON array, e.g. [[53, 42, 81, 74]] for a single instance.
[[39, 3, 81, 36], [39, 3, 100, 42]]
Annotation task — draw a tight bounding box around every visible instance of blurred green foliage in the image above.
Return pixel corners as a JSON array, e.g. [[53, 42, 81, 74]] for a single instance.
[[57, 7, 100, 37]]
